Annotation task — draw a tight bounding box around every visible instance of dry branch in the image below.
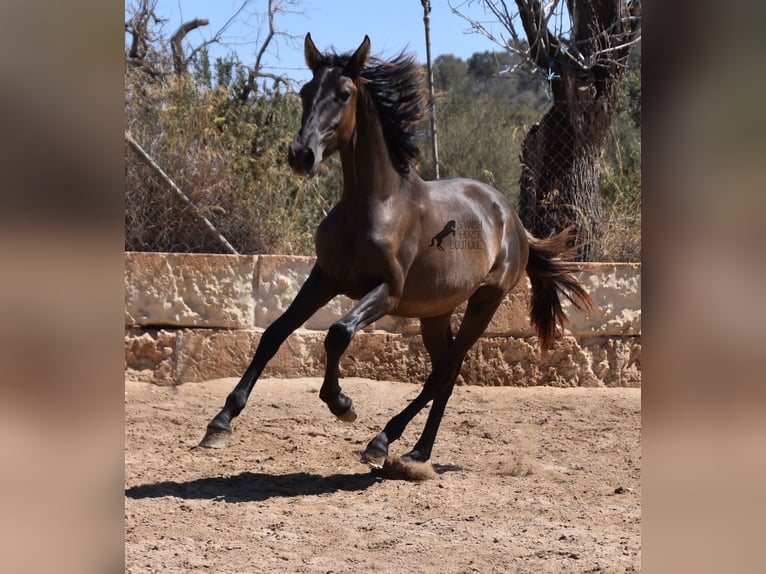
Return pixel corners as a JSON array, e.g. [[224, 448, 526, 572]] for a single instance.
[[170, 18, 209, 74]]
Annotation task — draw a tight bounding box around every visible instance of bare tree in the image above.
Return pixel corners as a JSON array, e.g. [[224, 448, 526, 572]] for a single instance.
[[451, 0, 641, 260], [125, 0, 166, 78], [236, 0, 300, 101], [126, 0, 300, 92]]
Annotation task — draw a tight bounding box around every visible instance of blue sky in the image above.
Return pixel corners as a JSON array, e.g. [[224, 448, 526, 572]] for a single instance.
[[143, 1, 506, 85]]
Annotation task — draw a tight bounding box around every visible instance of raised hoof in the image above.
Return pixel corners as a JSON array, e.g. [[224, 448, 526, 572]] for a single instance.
[[198, 428, 231, 449], [335, 404, 357, 423]]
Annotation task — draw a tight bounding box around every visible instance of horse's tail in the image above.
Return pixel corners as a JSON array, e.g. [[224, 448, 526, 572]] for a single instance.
[[525, 227, 592, 351], [429, 236, 436, 246]]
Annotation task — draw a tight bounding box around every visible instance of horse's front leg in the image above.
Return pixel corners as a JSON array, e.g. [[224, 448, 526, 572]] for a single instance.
[[199, 265, 336, 448], [320, 283, 393, 422]]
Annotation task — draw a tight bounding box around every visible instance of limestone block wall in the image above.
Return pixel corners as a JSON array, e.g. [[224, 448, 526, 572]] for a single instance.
[[125, 252, 640, 387]]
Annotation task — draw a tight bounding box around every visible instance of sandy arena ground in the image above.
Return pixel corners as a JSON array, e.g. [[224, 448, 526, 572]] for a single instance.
[[125, 377, 640, 573]]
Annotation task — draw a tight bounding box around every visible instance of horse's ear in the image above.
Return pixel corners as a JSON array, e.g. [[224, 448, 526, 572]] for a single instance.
[[343, 35, 370, 78], [304, 33, 322, 71]]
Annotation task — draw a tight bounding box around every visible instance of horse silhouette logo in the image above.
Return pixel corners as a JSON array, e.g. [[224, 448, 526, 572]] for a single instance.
[[429, 220, 456, 251]]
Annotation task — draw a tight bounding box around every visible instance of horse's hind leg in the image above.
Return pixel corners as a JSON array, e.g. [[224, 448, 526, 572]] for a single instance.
[[199, 266, 335, 448], [320, 283, 392, 421], [362, 287, 504, 467], [401, 312, 457, 463]]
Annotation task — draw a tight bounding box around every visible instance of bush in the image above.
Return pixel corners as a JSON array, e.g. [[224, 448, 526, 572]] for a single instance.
[[596, 48, 641, 262]]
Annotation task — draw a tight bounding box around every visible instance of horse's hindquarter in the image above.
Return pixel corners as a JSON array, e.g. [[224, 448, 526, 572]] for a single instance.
[[393, 179, 525, 318]]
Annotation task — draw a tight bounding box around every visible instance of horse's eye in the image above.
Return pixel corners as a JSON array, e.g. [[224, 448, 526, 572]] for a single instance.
[[337, 90, 351, 103]]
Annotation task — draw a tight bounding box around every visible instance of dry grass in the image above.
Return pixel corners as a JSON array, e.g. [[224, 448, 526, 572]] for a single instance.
[[597, 194, 641, 262]]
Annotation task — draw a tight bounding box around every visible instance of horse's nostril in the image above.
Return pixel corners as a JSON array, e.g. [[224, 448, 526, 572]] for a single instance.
[[288, 146, 315, 175], [302, 149, 315, 170]]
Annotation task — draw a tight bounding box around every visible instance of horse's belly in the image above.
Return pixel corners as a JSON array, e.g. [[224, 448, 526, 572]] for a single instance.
[[392, 260, 487, 318], [391, 291, 473, 318]]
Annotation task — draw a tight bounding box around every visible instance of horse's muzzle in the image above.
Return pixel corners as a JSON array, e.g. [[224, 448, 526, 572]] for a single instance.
[[287, 142, 316, 177]]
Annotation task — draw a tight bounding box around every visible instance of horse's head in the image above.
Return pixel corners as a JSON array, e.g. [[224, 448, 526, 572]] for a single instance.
[[288, 34, 370, 177]]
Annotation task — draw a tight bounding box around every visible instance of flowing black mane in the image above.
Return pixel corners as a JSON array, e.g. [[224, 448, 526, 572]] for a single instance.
[[315, 50, 428, 175], [360, 55, 428, 174]]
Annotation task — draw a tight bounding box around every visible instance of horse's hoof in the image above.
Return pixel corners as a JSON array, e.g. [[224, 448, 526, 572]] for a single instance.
[[361, 433, 389, 469], [198, 428, 231, 449], [360, 448, 386, 470], [336, 404, 357, 423], [401, 449, 430, 464]]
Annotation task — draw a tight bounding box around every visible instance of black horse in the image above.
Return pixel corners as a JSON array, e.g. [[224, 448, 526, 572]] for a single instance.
[[199, 35, 591, 468]]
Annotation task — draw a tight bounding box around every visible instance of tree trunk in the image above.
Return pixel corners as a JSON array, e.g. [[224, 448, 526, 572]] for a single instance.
[[516, 0, 640, 261], [519, 64, 621, 261]]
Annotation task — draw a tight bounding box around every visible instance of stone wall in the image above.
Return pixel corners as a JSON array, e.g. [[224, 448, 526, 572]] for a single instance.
[[125, 252, 640, 387]]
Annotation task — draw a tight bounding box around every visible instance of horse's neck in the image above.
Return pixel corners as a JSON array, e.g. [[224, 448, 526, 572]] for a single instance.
[[339, 94, 403, 210]]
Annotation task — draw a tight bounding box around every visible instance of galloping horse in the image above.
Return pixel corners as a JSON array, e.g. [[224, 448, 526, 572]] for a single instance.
[[199, 34, 591, 468]]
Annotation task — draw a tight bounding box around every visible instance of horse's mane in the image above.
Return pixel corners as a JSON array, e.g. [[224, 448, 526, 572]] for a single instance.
[[360, 55, 428, 174], [316, 50, 428, 175]]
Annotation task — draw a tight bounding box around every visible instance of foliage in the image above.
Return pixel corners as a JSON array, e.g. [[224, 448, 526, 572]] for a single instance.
[[420, 52, 546, 204], [597, 45, 641, 262]]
